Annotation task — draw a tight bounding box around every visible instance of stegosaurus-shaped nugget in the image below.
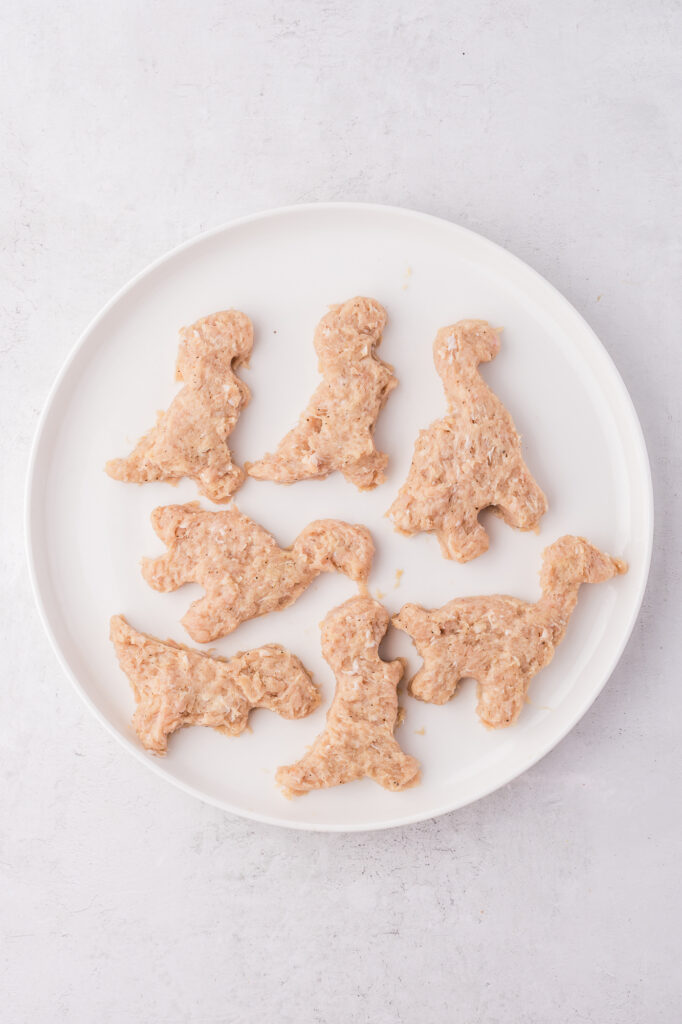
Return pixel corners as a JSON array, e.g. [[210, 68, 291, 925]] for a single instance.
[[110, 615, 320, 754]]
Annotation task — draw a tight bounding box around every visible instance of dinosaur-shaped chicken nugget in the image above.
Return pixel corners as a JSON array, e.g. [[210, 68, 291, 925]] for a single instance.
[[393, 536, 627, 729], [141, 502, 374, 643], [106, 310, 252, 502], [276, 596, 420, 795], [388, 319, 547, 561], [110, 615, 320, 755], [247, 297, 396, 490]]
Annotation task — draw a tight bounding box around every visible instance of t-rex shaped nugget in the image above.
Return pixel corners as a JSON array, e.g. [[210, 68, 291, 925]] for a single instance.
[[246, 297, 396, 490], [388, 320, 548, 562], [110, 615, 320, 755], [393, 536, 627, 729], [106, 310, 252, 503], [142, 502, 374, 644], [276, 596, 420, 796]]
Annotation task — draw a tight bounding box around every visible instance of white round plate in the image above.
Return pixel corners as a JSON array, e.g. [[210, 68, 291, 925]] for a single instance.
[[26, 203, 652, 831]]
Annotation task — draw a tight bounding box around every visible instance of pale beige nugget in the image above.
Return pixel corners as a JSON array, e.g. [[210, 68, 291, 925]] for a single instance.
[[106, 310, 252, 503], [393, 536, 627, 729], [388, 319, 547, 562], [277, 596, 420, 796], [247, 297, 396, 490], [142, 502, 374, 644], [110, 615, 320, 755]]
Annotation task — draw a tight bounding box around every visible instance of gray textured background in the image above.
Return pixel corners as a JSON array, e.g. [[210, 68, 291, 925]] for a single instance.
[[2, 2, 680, 1021]]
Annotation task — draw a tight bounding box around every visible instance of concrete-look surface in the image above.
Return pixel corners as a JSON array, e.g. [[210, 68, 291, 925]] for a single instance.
[[1, 2, 680, 1021]]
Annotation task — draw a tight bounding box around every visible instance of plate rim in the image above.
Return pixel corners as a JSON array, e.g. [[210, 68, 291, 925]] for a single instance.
[[24, 201, 654, 832]]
